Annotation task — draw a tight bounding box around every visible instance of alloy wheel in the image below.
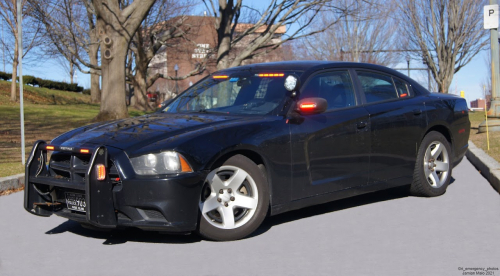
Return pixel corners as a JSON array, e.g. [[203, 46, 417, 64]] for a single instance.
[[423, 141, 450, 188], [199, 165, 259, 229]]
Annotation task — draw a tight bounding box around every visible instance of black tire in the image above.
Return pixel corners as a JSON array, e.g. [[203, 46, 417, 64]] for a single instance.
[[410, 131, 452, 197], [197, 155, 269, 241]]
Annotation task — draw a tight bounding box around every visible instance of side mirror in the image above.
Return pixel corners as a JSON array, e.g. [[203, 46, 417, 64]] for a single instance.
[[158, 99, 173, 109], [296, 98, 328, 115]]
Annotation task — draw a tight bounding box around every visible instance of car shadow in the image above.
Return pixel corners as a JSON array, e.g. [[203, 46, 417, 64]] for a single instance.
[[45, 220, 202, 245], [249, 185, 413, 238], [46, 182, 455, 243], [251, 178, 456, 238]]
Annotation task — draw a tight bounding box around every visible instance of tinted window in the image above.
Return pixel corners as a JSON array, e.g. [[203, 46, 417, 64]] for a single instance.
[[300, 71, 356, 111], [357, 71, 398, 103], [164, 73, 292, 115], [393, 78, 411, 98]]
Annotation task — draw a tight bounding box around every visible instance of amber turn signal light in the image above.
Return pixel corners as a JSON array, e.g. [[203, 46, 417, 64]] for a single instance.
[[179, 155, 193, 173], [96, 164, 106, 181]]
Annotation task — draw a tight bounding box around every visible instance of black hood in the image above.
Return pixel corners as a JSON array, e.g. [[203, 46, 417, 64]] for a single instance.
[[55, 113, 251, 150]]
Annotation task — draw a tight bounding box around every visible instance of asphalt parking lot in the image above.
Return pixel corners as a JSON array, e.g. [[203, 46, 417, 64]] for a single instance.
[[1, 158, 499, 276]]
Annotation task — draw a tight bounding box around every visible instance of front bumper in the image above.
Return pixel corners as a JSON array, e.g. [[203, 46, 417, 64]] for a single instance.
[[24, 141, 207, 232]]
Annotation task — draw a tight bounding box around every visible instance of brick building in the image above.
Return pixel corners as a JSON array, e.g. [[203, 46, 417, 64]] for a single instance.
[[147, 16, 286, 101], [470, 95, 492, 110]]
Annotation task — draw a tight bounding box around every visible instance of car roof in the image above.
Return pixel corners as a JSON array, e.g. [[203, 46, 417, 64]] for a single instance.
[[217, 60, 428, 94], [220, 60, 404, 77]]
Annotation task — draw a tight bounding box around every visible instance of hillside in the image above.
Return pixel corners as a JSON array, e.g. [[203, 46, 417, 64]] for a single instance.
[[0, 80, 147, 178], [0, 80, 92, 105]]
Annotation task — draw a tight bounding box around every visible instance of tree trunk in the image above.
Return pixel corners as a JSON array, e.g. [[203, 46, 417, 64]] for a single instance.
[[94, 32, 128, 121], [70, 61, 74, 84], [438, 76, 452, 94], [217, 38, 231, 70], [10, 39, 18, 102], [91, 0, 156, 120], [10, 58, 17, 102], [89, 44, 101, 103], [131, 69, 153, 111]]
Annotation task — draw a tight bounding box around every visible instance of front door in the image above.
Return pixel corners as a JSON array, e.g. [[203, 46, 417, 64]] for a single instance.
[[290, 70, 371, 200]]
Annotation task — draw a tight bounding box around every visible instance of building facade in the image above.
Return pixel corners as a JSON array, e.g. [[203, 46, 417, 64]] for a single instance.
[[470, 95, 491, 110], [147, 16, 286, 101]]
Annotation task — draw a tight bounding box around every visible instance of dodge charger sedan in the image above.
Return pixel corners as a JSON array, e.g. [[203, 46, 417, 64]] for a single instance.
[[24, 61, 470, 241]]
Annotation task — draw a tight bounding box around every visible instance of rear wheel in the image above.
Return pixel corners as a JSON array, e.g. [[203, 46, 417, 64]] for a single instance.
[[410, 131, 452, 197], [197, 155, 269, 241]]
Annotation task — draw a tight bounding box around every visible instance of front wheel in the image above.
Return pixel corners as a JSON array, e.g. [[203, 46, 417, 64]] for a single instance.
[[197, 155, 269, 241], [410, 131, 452, 197]]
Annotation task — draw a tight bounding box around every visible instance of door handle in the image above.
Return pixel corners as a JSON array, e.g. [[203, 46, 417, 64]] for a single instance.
[[357, 122, 367, 129], [413, 109, 422, 116]]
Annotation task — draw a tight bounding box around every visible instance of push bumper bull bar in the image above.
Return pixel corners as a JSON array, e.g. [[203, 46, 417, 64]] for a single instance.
[[24, 140, 207, 232], [24, 140, 117, 228]]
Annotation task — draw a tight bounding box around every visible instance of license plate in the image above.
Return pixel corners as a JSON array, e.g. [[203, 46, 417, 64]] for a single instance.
[[65, 192, 86, 213]]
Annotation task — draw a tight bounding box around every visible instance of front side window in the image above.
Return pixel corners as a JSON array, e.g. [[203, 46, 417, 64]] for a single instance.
[[164, 72, 297, 115], [300, 71, 356, 111]]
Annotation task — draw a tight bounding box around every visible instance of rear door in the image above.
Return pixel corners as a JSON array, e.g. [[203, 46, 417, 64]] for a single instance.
[[290, 69, 371, 200], [355, 70, 427, 184]]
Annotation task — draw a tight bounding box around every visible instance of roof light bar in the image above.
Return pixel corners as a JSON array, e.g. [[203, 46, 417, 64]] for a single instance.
[[258, 73, 284, 77], [212, 75, 229, 79]]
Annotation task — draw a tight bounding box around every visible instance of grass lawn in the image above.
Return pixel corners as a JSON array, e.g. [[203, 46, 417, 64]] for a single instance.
[[0, 80, 150, 177], [468, 110, 500, 163]]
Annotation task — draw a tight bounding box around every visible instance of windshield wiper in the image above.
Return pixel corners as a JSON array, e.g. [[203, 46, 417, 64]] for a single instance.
[[197, 109, 228, 114]]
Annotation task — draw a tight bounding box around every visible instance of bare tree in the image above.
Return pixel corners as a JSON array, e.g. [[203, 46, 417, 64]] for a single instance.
[[127, 0, 206, 111], [52, 54, 76, 84], [203, 0, 348, 70], [399, 0, 488, 93], [88, 0, 156, 121], [294, 0, 399, 66], [29, 0, 101, 103], [0, 0, 43, 102]]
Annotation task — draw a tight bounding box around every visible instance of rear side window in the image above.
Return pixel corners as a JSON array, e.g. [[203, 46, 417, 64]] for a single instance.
[[393, 78, 410, 98], [357, 71, 412, 104], [300, 70, 356, 111]]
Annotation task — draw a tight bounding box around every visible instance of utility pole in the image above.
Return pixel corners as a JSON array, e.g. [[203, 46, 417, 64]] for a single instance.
[[17, 0, 25, 164], [406, 55, 410, 77], [480, 1, 500, 132]]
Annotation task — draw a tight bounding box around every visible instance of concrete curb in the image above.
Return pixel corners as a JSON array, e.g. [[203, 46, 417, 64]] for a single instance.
[[466, 141, 500, 194], [0, 173, 24, 193]]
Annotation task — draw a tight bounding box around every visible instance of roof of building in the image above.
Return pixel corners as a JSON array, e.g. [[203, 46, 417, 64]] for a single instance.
[[233, 23, 286, 34]]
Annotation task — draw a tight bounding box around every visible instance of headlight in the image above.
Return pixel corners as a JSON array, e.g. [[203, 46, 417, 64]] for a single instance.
[[130, 151, 193, 175]]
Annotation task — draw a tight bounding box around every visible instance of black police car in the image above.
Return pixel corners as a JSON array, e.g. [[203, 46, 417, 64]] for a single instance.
[[24, 61, 470, 241]]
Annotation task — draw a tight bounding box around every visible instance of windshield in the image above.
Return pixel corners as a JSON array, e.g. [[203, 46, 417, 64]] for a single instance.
[[163, 71, 296, 115]]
